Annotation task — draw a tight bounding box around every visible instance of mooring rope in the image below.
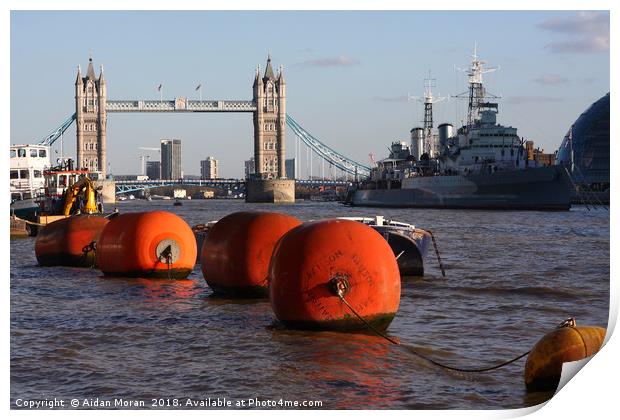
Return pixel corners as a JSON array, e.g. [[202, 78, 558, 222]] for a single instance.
[[329, 277, 531, 373], [427, 229, 446, 278]]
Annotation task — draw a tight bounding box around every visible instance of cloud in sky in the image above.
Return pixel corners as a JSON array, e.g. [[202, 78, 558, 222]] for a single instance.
[[538, 11, 609, 54], [532, 74, 570, 86], [505, 95, 564, 105], [293, 55, 360, 67]]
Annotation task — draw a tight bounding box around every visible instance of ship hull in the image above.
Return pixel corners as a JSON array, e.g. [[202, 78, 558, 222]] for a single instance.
[[349, 166, 571, 210]]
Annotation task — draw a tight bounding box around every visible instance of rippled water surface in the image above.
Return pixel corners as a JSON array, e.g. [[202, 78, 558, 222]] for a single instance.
[[10, 200, 610, 409]]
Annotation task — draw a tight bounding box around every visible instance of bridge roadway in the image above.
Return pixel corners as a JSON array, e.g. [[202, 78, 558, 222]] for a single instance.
[[106, 99, 256, 113], [115, 178, 351, 194]]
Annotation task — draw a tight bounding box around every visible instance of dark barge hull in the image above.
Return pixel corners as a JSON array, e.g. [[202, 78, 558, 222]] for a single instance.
[[348, 166, 571, 210]]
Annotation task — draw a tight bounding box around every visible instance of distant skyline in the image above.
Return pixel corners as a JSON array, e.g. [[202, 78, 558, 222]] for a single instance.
[[10, 10, 610, 178]]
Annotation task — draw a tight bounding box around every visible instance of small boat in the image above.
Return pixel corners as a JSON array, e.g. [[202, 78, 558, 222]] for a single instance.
[[193, 215, 434, 276], [338, 216, 432, 276]]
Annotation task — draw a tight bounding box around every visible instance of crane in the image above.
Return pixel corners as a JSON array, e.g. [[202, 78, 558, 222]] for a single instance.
[[138, 154, 150, 176], [138, 147, 161, 176]]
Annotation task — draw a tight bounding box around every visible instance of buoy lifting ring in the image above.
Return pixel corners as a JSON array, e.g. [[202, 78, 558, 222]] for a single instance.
[[156, 239, 181, 264], [328, 274, 350, 298]]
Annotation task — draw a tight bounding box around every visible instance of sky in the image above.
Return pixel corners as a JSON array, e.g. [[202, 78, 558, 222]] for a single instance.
[[10, 10, 610, 178]]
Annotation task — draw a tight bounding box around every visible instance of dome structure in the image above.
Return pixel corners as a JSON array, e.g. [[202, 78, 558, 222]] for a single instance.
[[556, 92, 610, 203]]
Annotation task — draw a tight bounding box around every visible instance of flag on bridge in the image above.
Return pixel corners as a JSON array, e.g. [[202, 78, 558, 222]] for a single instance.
[[195, 84, 202, 91], [157, 83, 162, 92]]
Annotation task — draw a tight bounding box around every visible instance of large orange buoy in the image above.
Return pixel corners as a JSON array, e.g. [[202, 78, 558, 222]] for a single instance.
[[269, 219, 401, 331], [201, 211, 301, 297], [35, 214, 109, 267], [524, 321, 606, 392], [96, 211, 196, 279]]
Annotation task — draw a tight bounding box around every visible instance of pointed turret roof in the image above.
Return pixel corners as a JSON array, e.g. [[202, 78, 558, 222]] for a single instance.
[[253, 66, 260, 88], [75, 65, 83, 85], [98, 65, 105, 84], [263, 54, 275, 83], [86, 57, 96, 81], [277, 65, 285, 84]]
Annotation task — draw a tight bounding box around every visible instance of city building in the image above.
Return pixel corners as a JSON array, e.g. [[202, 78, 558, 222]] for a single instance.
[[160, 139, 182, 180], [525, 141, 556, 166], [146, 161, 161, 180], [285, 158, 296, 180], [557, 92, 610, 203], [244, 157, 255, 179], [200, 156, 219, 179]]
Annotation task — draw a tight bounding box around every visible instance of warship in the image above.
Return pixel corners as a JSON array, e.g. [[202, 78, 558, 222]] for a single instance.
[[345, 50, 572, 210]]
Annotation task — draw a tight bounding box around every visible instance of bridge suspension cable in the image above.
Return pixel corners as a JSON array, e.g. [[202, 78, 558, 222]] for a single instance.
[[37, 113, 77, 146], [286, 114, 370, 179]]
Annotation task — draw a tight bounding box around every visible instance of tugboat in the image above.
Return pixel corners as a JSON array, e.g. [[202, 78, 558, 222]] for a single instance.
[[346, 48, 572, 210], [36, 158, 104, 222]]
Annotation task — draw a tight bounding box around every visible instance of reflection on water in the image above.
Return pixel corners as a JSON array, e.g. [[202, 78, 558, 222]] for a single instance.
[[10, 200, 609, 409]]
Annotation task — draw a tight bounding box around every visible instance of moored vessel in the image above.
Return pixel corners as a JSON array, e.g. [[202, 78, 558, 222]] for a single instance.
[[338, 216, 432, 276], [10, 144, 49, 221], [346, 49, 572, 210]]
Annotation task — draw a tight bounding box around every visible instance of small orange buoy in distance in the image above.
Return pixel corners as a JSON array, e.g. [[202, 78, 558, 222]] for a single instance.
[[269, 219, 401, 331], [35, 215, 109, 267], [96, 211, 196, 279], [201, 211, 301, 297], [524, 319, 606, 392]]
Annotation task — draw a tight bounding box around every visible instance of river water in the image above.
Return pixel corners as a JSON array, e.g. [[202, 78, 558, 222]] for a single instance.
[[10, 200, 610, 409]]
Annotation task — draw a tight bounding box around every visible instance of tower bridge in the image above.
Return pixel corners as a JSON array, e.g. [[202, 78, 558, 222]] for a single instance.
[[115, 178, 350, 195], [38, 55, 371, 202]]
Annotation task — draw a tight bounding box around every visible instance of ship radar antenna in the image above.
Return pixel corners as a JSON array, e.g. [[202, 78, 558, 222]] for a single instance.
[[453, 44, 501, 128]]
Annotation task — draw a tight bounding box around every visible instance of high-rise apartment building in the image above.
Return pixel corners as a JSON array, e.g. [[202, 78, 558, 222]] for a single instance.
[[146, 161, 161, 180], [285, 158, 296, 180], [160, 139, 182, 180], [200, 156, 219, 179], [244, 157, 255, 179]]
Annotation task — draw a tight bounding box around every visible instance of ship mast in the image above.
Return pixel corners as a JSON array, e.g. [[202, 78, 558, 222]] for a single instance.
[[410, 71, 446, 157], [454, 44, 500, 128]]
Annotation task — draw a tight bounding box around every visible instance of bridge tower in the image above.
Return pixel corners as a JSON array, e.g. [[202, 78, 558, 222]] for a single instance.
[[246, 55, 294, 203], [253, 55, 286, 179], [75, 56, 107, 177]]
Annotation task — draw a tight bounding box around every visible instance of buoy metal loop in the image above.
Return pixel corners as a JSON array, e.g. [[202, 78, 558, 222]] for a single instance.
[[156, 239, 180, 264], [328, 274, 350, 298], [557, 317, 577, 329]]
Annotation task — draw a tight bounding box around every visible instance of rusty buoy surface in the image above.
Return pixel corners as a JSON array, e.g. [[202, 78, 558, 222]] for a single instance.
[[269, 219, 401, 331], [35, 215, 109, 267], [524, 324, 606, 392], [201, 211, 301, 297], [96, 211, 196, 279]]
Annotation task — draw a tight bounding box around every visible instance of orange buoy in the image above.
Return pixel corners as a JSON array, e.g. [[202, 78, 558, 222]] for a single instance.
[[35, 214, 109, 267], [96, 211, 196, 279], [201, 211, 301, 297], [524, 322, 606, 392], [269, 219, 401, 331]]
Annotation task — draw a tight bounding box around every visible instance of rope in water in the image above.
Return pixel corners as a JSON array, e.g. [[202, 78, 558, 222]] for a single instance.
[[427, 229, 446, 278], [330, 277, 531, 373]]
